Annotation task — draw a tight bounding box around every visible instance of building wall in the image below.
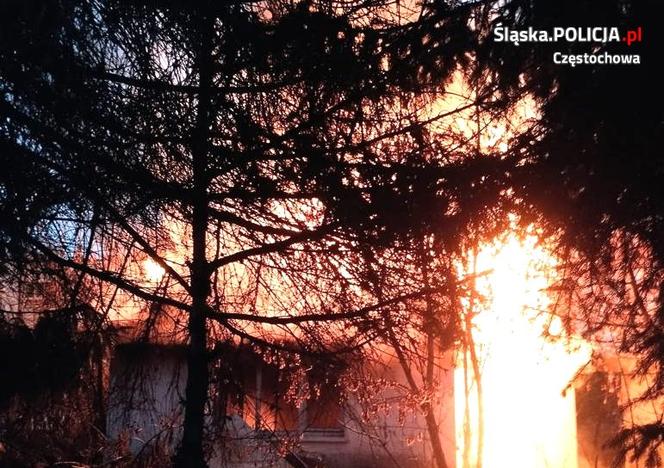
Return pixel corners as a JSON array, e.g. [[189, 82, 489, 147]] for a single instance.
[[107, 343, 456, 467], [107, 344, 187, 456]]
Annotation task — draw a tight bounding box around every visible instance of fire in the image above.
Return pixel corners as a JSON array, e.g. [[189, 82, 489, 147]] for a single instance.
[[143, 258, 166, 283], [455, 232, 592, 468]]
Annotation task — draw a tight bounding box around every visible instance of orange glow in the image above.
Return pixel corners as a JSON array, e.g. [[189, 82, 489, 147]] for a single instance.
[[143, 258, 165, 283], [455, 231, 591, 468]]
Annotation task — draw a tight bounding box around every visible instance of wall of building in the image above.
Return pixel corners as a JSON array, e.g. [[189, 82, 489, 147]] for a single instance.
[[107, 343, 457, 467]]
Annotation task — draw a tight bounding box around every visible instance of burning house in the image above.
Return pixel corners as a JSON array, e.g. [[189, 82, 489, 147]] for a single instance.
[[101, 234, 662, 467], [104, 318, 661, 468], [106, 320, 457, 467]]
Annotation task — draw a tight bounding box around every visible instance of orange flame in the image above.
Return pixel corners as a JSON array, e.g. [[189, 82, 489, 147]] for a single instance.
[[455, 232, 591, 468], [143, 258, 166, 283]]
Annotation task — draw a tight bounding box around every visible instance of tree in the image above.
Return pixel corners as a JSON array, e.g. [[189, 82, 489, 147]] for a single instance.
[[0, 1, 497, 466], [0, 267, 111, 466], [473, 0, 664, 463]]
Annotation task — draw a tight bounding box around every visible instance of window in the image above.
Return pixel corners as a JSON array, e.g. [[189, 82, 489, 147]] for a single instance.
[[215, 348, 345, 439], [303, 382, 344, 438]]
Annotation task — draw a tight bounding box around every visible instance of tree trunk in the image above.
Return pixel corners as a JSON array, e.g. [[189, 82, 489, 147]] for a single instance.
[[421, 254, 449, 468], [386, 324, 449, 468], [175, 11, 214, 468], [424, 408, 450, 468], [466, 251, 483, 468], [177, 282, 209, 468]]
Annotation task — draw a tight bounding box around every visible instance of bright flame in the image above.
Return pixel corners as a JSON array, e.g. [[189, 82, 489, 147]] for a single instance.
[[143, 258, 165, 282], [455, 233, 591, 468]]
